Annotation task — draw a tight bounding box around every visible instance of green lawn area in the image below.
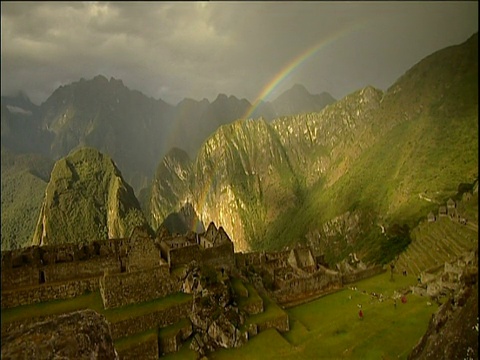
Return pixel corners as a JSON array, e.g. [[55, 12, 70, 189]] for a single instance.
[[1, 291, 104, 324], [158, 318, 191, 339], [244, 284, 285, 328], [161, 338, 197, 360], [209, 271, 437, 360], [104, 292, 192, 323], [114, 328, 157, 353], [1, 291, 192, 325], [2, 272, 437, 360]]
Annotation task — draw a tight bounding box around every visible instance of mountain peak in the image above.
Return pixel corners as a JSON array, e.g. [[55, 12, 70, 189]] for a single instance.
[[32, 147, 148, 246], [93, 74, 109, 83], [289, 83, 310, 94], [214, 93, 228, 102], [270, 83, 335, 117]]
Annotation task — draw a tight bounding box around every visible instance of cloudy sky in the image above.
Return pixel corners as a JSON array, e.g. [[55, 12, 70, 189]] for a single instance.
[[1, 1, 478, 106]]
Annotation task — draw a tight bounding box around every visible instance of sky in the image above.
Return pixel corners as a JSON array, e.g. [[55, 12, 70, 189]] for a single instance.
[[1, 1, 478, 106]]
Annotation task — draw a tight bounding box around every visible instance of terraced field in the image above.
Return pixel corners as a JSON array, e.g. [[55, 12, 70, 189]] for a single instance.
[[395, 208, 478, 277]]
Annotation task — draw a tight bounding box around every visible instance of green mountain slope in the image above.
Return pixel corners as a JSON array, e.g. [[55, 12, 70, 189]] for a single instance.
[[32, 147, 149, 246], [271, 33, 478, 263], [1, 149, 54, 250], [150, 33, 478, 264]]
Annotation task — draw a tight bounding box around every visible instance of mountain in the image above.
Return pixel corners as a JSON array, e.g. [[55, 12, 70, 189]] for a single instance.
[[169, 94, 252, 156], [1, 149, 54, 250], [149, 147, 193, 230], [270, 84, 336, 117], [38, 75, 176, 192], [32, 147, 149, 246], [160, 202, 205, 235], [1, 77, 335, 251], [1, 93, 52, 156], [2, 76, 333, 196], [149, 33, 478, 263]]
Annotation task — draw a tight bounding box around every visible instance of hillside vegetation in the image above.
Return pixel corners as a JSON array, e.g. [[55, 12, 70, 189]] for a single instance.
[[150, 33, 478, 264], [32, 147, 149, 246], [1, 149, 54, 250]]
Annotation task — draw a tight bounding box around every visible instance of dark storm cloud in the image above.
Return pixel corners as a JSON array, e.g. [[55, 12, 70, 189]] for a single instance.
[[1, 2, 478, 105]]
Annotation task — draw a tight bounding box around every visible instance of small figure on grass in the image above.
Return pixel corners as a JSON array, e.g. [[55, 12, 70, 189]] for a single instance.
[[394, 299, 397, 309], [401, 295, 407, 304], [390, 263, 395, 281], [358, 309, 364, 320]]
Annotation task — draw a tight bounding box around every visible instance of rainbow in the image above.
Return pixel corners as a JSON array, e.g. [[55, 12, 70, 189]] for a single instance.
[[242, 21, 366, 120], [190, 21, 369, 233]]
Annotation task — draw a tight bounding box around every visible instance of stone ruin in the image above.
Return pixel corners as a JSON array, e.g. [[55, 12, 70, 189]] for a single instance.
[[1, 222, 385, 358], [411, 250, 478, 300]]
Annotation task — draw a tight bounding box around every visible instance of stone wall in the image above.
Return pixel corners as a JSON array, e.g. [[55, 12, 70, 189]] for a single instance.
[[201, 242, 235, 269], [242, 298, 264, 315], [43, 257, 121, 283], [109, 300, 192, 339], [0, 239, 128, 290], [117, 336, 158, 360], [126, 228, 163, 272], [158, 320, 193, 355], [100, 265, 181, 309], [341, 265, 385, 284], [1, 265, 40, 290], [168, 243, 202, 267], [256, 313, 290, 333], [274, 271, 342, 305], [235, 252, 266, 268], [1, 277, 99, 309]]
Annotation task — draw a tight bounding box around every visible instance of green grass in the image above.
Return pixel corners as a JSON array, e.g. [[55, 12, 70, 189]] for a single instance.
[[103, 292, 192, 323], [244, 286, 286, 329], [231, 277, 249, 298], [212, 328, 294, 360], [1, 291, 104, 324], [1, 291, 192, 325], [236, 281, 263, 312], [158, 318, 191, 339], [205, 271, 437, 360], [161, 338, 198, 360], [0, 272, 442, 359], [114, 328, 157, 353]]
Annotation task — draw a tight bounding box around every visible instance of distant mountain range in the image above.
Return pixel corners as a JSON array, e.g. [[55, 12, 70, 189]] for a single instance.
[[1, 78, 335, 193], [1, 32, 477, 261]]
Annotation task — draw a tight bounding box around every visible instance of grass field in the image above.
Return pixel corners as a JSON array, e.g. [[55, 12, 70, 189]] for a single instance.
[[1, 291, 192, 326], [210, 271, 437, 360], [1, 272, 438, 359]]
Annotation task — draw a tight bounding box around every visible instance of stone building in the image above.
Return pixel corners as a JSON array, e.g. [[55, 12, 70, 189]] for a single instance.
[[287, 247, 317, 273], [438, 206, 448, 217]]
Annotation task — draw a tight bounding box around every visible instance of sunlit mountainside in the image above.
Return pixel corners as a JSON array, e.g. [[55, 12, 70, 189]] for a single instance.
[[0, 33, 477, 266], [150, 33, 478, 264]]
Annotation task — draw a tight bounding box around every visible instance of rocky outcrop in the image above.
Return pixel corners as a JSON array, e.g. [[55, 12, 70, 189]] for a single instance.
[[1, 309, 118, 359], [409, 251, 478, 360], [185, 266, 248, 356], [408, 283, 478, 360], [32, 147, 149, 246]]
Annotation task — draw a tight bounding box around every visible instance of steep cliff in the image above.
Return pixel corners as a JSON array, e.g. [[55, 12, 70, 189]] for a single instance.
[[150, 34, 478, 261], [32, 147, 148, 246]]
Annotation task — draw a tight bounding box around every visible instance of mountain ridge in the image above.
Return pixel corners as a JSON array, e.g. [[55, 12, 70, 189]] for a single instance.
[[32, 147, 149, 246], [149, 33, 478, 263]]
